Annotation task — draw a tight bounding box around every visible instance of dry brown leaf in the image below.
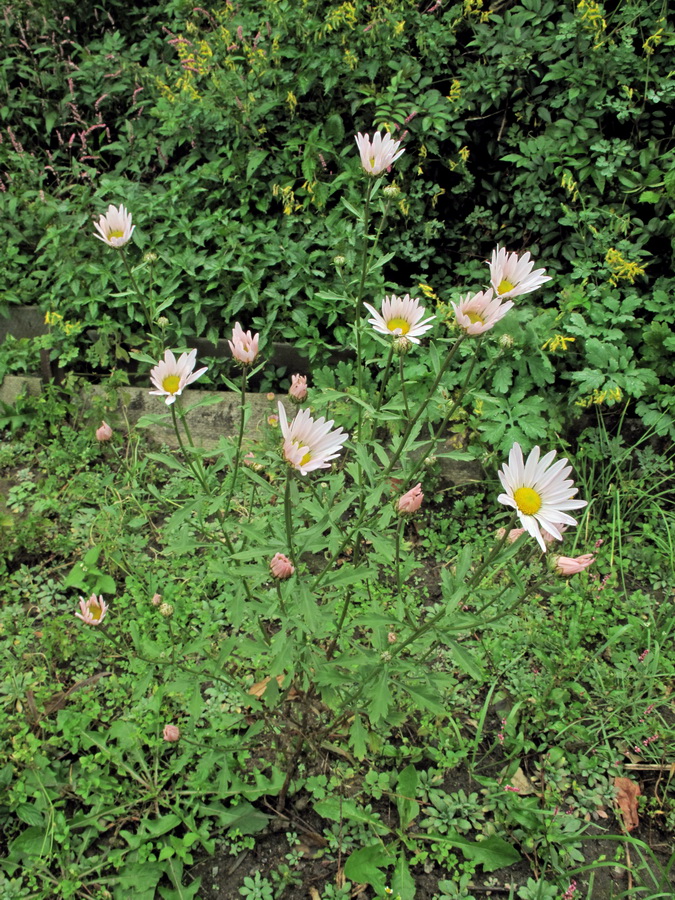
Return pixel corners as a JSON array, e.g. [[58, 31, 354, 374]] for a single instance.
[[248, 674, 285, 698], [614, 776, 641, 831], [309, 889, 321, 900], [510, 766, 536, 795]]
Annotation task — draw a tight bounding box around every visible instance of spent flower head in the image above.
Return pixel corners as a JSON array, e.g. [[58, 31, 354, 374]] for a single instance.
[[489, 245, 551, 299], [554, 554, 596, 576], [355, 130, 405, 176], [149, 349, 208, 406], [364, 294, 435, 344], [498, 443, 587, 552], [270, 553, 295, 579], [278, 401, 348, 475], [95, 421, 113, 442], [93, 203, 135, 248]]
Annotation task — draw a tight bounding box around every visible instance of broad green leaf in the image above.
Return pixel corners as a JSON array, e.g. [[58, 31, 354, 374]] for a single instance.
[[392, 853, 416, 900], [344, 844, 392, 892], [396, 765, 419, 830]]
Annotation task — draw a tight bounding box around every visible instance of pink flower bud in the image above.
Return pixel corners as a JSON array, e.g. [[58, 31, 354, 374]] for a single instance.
[[151, 593, 162, 606], [270, 552, 294, 579], [96, 421, 113, 441], [228, 322, 259, 365], [163, 724, 180, 742], [554, 554, 596, 576], [289, 374, 308, 403], [397, 483, 423, 515]]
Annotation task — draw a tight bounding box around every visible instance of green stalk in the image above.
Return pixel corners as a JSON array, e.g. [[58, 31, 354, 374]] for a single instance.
[[223, 366, 248, 516], [354, 177, 374, 443], [284, 469, 297, 568], [119, 246, 156, 338], [374, 342, 395, 415]]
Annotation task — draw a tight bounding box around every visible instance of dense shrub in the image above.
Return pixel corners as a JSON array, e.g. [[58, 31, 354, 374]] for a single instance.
[[2, 0, 675, 443]]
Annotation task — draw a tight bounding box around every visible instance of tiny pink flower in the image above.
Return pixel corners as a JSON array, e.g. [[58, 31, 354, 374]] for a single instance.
[[163, 724, 181, 742], [96, 421, 113, 441], [554, 554, 596, 576], [398, 483, 424, 515], [228, 322, 259, 365], [75, 594, 108, 625], [270, 552, 295, 579], [289, 374, 308, 403]]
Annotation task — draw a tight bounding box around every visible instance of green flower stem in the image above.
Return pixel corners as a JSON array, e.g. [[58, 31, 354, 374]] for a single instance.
[[276, 581, 287, 616], [354, 177, 375, 443], [223, 366, 248, 516], [374, 342, 395, 415], [284, 469, 297, 568], [383, 333, 467, 479], [399, 354, 410, 419], [170, 404, 208, 492], [326, 588, 353, 661], [310, 506, 370, 591], [119, 246, 156, 338]]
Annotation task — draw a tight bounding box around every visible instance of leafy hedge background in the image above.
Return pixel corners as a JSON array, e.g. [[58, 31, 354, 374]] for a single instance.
[[2, 0, 675, 448]]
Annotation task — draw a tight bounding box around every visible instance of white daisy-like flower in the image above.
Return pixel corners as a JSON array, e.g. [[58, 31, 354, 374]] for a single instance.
[[278, 401, 348, 475], [498, 443, 587, 552], [149, 349, 208, 406], [363, 294, 435, 344], [228, 322, 260, 365], [452, 288, 513, 335], [488, 246, 551, 298], [75, 593, 108, 626], [93, 203, 135, 248], [354, 131, 405, 176]]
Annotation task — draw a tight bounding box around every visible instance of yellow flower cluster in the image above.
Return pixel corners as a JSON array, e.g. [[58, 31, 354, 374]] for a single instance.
[[344, 49, 359, 70], [561, 171, 579, 202], [576, 386, 623, 408], [272, 184, 302, 215], [45, 311, 81, 335], [643, 19, 665, 56], [576, 0, 606, 45], [542, 334, 576, 353], [419, 283, 439, 301], [605, 248, 646, 285], [446, 79, 461, 103], [323, 2, 357, 34]]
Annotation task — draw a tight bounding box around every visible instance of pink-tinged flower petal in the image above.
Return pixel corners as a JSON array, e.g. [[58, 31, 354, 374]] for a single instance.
[[93, 204, 135, 248], [228, 323, 260, 365], [452, 288, 513, 335], [289, 374, 308, 403], [498, 443, 587, 552], [270, 552, 295, 579], [278, 401, 348, 475], [398, 483, 424, 514], [163, 724, 181, 742], [149, 348, 208, 405], [96, 421, 113, 441], [75, 593, 108, 626], [554, 554, 596, 575], [488, 245, 551, 298], [355, 130, 405, 176]]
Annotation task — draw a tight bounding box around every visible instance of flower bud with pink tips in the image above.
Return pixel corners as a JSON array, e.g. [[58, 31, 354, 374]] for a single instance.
[[398, 483, 424, 515], [228, 323, 260, 365], [289, 374, 308, 404], [554, 554, 596, 576], [75, 594, 108, 626], [163, 724, 181, 742], [270, 553, 295, 580], [488, 245, 551, 299], [452, 289, 513, 335], [149, 349, 208, 406], [96, 421, 113, 442], [355, 130, 405, 176], [278, 401, 348, 475], [93, 203, 135, 248]]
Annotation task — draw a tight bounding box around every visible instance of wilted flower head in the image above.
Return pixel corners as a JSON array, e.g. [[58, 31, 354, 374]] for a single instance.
[[355, 131, 405, 176], [159, 602, 174, 617], [96, 421, 113, 442], [289, 374, 308, 403], [270, 552, 295, 579], [228, 323, 259, 365], [278, 401, 348, 475], [363, 294, 435, 344], [489, 246, 551, 299], [398, 483, 424, 515], [452, 289, 513, 335], [149, 349, 208, 406], [498, 443, 587, 553], [93, 204, 135, 248], [554, 554, 596, 576], [75, 594, 108, 626], [163, 724, 180, 742]]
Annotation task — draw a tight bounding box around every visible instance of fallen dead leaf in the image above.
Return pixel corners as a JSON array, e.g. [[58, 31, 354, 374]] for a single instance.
[[248, 675, 285, 698], [614, 776, 640, 831], [509, 766, 536, 795]]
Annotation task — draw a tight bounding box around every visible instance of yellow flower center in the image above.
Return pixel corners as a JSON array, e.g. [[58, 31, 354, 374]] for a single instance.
[[300, 451, 312, 467], [467, 311, 485, 325], [90, 602, 102, 621], [497, 278, 515, 295], [162, 374, 181, 394], [369, 155, 376, 169], [513, 486, 542, 516], [108, 229, 125, 239], [387, 317, 410, 334]]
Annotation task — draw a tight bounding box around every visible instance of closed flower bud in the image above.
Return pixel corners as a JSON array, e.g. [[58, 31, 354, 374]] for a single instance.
[[270, 553, 295, 579], [393, 335, 412, 356], [499, 334, 514, 349], [553, 554, 596, 576], [151, 593, 162, 606], [398, 483, 423, 515], [387, 632, 397, 644], [159, 602, 174, 617], [333, 255, 346, 267], [383, 183, 401, 198], [289, 374, 308, 403], [163, 724, 180, 742], [157, 316, 169, 328], [96, 421, 113, 442]]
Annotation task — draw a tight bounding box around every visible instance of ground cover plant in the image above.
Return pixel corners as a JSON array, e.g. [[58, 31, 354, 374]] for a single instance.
[[1, 117, 675, 900]]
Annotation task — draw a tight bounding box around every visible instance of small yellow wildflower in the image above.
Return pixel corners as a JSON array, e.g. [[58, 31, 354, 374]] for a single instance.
[[446, 79, 461, 103], [398, 198, 410, 216], [605, 248, 646, 285], [542, 334, 576, 353], [286, 90, 298, 115], [393, 20, 405, 36], [344, 49, 358, 70], [561, 171, 579, 202], [45, 311, 64, 326], [419, 283, 439, 301], [458, 146, 470, 162]]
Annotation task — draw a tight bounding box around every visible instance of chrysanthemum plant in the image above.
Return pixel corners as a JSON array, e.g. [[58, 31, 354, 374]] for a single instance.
[[86, 131, 592, 771]]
